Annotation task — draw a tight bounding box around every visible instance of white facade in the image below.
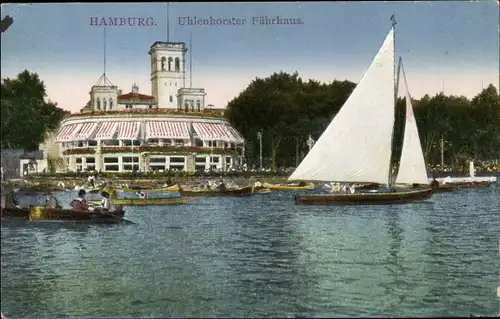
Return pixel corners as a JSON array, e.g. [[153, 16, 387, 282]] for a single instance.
[[90, 85, 119, 111], [177, 88, 206, 112], [149, 42, 186, 109]]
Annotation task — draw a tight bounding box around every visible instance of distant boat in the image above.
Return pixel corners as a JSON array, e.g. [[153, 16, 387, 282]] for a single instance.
[[289, 18, 433, 205]]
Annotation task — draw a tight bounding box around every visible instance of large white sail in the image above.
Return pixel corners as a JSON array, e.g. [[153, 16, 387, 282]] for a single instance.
[[394, 61, 429, 185], [289, 28, 395, 184]]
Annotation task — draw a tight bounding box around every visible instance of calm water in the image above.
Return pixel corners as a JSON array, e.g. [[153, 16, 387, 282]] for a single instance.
[[1, 187, 500, 318]]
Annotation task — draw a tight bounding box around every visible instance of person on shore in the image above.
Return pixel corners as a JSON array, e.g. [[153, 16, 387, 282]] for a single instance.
[[70, 189, 92, 212], [217, 179, 227, 191], [45, 192, 62, 209]]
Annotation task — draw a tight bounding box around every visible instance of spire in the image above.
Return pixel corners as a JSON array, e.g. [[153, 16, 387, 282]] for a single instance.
[[190, 32, 193, 88]]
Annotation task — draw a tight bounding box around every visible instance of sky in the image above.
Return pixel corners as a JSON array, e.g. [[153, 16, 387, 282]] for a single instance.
[[1, 1, 499, 113]]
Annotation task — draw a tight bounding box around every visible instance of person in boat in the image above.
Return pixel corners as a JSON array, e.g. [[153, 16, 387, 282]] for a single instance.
[[254, 180, 263, 190], [99, 191, 120, 213], [430, 174, 440, 189], [44, 192, 62, 209], [87, 175, 95, 188], [348, 184, 356, 194], [1, 187, 21, 210], [298, 181, 306, 187], [138, 191, 148, 199], [70, 189, 93, 212]]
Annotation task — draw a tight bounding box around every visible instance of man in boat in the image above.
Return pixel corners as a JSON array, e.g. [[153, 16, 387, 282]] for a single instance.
[[88, 175, 95, 188], [1, 186, 21, 209], [253, 180, 263, 190], [70, 189, 93, 212], [138, 191, 148, 199], [99, 191, 121, 213], [44, 192, 62, 209], [430, 174, 440, 189]]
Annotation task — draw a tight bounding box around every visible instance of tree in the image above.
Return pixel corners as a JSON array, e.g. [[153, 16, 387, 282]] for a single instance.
[[1, 70, 69, 150]]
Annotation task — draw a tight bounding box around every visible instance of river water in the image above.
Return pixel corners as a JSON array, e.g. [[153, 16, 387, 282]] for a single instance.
[[1, 187, 499, 318]]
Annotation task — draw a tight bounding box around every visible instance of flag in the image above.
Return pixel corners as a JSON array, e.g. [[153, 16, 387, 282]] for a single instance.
[[390, 14, 397, 26]]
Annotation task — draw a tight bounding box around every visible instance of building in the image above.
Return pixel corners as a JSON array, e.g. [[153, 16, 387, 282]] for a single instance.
[[51, 41, 245, 173]]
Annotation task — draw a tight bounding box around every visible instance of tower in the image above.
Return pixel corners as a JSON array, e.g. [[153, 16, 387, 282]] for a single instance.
[[149, 41, 187, 109], [89, 75, 118, 111]]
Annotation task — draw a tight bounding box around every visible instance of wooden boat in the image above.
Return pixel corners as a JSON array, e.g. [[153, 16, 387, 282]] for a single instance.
[[120, 184, 180, 193], [178, 185, 254, 197], [432, 183, 458, 192], [454, 181, 492, 189], [1, 207, 30, 219], [296, 188, 433, 205], [28, 206, 125, 223], [256, 188, 272, 194], [88, 196, 192, 206], [262, 182, 314, 191], [288, 19, 434, 205]]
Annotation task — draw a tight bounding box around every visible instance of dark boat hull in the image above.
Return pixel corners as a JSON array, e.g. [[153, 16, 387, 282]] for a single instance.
[[1, 208, 30, 219], [295, 188, 433, 205], [455, 181, 492, 189], [29, 206, 125, 223], [179, 186, 254, 197], [432, 184, 458, 192]]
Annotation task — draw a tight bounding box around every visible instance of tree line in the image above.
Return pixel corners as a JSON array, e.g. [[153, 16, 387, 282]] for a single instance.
[[225, 71, 500, 170], [1, 70, 70, 150]]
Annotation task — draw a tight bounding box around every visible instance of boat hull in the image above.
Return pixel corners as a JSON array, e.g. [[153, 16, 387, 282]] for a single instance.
[[295, 188, 433, 205], [121, 185, 180, 193], [1, 208, 30, 219], [28, 206, 125, 223], [89, 197, 191, 206], [179, 186, 254, 197], [454, 181, 492, 189], [263, 183, 314, 191]]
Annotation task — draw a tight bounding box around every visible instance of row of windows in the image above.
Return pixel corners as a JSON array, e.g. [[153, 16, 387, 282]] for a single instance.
[[95, 98, 114, 110], [178, 99, 201, 112], [159, 57, 180, 72]]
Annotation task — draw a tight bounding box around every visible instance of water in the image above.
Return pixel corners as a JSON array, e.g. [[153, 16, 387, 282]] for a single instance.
[[1, 187, 500, 318]]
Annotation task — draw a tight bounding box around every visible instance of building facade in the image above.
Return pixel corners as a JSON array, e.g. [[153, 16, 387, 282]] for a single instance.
[[53, 40, 245, 173]]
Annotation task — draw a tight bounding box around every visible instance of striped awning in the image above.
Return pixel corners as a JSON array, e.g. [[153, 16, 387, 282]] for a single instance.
[[117, 122, 140, 140], [192, 122, 244, 143], [93, 122, 118, 140], [56, 123, 83, 142], [74, 122, 98, 140], [146, 121, 191, 139]]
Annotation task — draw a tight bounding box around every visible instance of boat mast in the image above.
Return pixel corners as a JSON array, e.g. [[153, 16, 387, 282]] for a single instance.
[[388, 14, 398, 189]]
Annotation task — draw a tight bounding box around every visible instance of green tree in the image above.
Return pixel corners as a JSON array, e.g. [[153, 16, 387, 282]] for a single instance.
[[1, 70, 69, 150]]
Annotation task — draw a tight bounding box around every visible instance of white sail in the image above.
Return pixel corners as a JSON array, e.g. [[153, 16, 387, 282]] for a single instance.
[[395, 62, 429, 185], [469, 160, 475, 179], [289, 28, 395, 184]]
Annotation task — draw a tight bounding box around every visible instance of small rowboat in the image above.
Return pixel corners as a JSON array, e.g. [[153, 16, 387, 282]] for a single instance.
[[120, 184, 180, 193], [454, 181, 492, 189], [262, 182, 314, 191], [179, 185, 254, 197], [28, 206, 126, 223], [256, 188, 272, 194], [88, 196, 192, 206]]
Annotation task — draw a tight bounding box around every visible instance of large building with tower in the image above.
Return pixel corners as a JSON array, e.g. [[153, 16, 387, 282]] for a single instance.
[[34, 40, 246, 175]]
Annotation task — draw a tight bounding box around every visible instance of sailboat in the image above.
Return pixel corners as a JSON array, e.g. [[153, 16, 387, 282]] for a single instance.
[[289, 18, 433, 205]]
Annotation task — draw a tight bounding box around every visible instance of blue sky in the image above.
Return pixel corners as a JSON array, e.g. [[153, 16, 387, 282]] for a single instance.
[[1, 1, 498, 112]]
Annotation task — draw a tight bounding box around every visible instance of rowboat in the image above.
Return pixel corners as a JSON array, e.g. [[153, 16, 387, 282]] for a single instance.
[[88, 196, 192, 206], [255, 188, 272, 194], [289, 17, 434, 205], [179, 185, 254, 197], [295, 188, 433, 205], [262, 182, 314, 191], [454, 181, 492, 189], [28, 206, 126, 223], [120, 184, 180, 193], [1, 207, 30, 219]]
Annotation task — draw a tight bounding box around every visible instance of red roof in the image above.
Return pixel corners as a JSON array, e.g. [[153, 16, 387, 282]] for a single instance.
[[118, 92, 155, 101]]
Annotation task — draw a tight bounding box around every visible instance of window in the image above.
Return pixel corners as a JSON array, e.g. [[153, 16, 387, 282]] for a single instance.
[[149, 105, 153, 109], [150, 157, 166, 163], [104, 165, 119, 171], [88, 140, 97, 147], [126, 104, 132, 109], [195, 164, 206, 171], [195, 139, 203, 147], [184, 101, 189, 112], [109, 99, 114, 109], [103, 140, 119, 146], [123, 164, 139, 171], [175, 58, 180, 72], [168, 57, 173, 71], [161, 57, 166, 71], [104, 157, 119, 164], [148, 139, 159, 145], [196, 100, 201, 112], [210, 156, 219, 163], [226, 157, 232, 164], [122, 156, 139, 163], [149, 165, 165, 171], [190, 101, 195, 112], [174, 139, 184, 147], [77, 141, 84, 147], [96, 98, 101, 110], [195, 157, 206, 163], [169, 95, 173, 103], [169, 157, 185, 163], [103, 98, 107, 110], [86, 165, 96, 171], [76, 158, 83, 164], [86, 157, 96, 164]]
